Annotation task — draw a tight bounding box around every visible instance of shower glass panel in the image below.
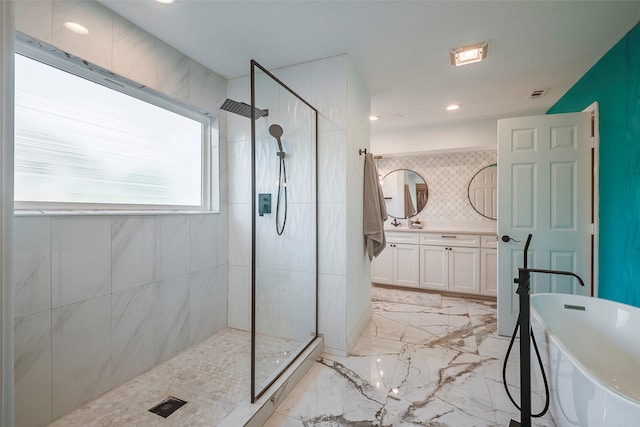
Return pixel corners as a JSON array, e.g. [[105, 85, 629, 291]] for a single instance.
[[250, 60, 318, 402]]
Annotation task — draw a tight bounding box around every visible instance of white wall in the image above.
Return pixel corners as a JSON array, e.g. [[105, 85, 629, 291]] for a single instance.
[[227, 55, 372, 355], [345, 59, 373, 351], [13, 1, 228, 426], [371, 117, 497, 156]]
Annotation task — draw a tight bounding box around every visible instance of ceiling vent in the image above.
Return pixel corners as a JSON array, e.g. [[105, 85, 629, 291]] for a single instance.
[[529, 89, 548, 99]]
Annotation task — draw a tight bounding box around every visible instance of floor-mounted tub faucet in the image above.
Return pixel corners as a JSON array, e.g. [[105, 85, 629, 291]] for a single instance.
[[508, 234, 585, 427]]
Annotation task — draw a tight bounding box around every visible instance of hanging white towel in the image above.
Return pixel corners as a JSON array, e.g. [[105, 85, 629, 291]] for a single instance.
[[363, 152, 387, 260]]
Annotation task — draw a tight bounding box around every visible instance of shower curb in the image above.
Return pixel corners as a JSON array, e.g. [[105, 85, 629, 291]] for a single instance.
[[218, 336, 323, 427]]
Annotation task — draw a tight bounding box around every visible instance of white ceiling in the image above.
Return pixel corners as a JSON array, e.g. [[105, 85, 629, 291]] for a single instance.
[[98, 0, 640, 133]]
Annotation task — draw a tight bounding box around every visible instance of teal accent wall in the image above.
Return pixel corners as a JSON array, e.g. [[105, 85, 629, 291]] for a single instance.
[[548, 23, 640, 307]]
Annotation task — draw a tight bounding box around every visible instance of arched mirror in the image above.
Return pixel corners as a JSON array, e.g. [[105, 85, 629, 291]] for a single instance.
[[468, 163, 497, 220], [380, 169, 428, 219]]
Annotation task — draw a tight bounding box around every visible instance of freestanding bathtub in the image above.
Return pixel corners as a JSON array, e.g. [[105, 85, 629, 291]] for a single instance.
[[530, 293, 640, 427]]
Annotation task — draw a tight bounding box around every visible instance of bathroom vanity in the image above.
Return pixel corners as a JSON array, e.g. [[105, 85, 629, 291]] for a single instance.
[[372, 228, 497, 297]]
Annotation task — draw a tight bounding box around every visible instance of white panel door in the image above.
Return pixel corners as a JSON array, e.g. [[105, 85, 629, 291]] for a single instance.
[[497, 112, 591, 335], [394, 244, 419, 288]]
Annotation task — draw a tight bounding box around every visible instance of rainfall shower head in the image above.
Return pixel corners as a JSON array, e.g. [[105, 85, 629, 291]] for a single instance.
[[220, 99, 269, 119], [269, 124, 285, 155]]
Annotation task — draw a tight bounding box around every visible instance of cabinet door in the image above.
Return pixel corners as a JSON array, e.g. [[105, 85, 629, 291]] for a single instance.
[[419, 245, 448, 290], [449, 247, 480, 294], [371, 245, 394, 285], [394, 244, 419, 288], [481, 248, 498, 296]]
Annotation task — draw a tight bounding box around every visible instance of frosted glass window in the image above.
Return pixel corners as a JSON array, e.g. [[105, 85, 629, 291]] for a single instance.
[[15, 54, 207, 208]]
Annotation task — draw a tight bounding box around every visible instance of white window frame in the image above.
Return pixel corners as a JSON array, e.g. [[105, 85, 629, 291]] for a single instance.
[[14, 35, 218, 213]]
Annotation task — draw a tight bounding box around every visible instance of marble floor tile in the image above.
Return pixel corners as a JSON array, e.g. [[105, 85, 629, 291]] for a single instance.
[[269, 286, 555, 427]]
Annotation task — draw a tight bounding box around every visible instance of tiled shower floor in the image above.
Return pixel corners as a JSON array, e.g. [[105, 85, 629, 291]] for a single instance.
[[47, 329, 302, 426]]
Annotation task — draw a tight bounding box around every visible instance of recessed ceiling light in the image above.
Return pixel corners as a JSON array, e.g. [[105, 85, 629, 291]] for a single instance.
[[369, 115, 379, 121], [446, 104, 461, 111], [450, 41, 488, 66], [155, 0, 175, 4], [64, 22, 89, 35]]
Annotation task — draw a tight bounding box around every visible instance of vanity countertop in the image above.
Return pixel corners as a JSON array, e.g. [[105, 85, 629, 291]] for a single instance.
[[384, 226, 497, 235]]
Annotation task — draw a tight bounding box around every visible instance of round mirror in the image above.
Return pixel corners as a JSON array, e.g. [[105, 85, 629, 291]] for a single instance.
[[380, 169, 428, 219], [468, 164, 497, 220]]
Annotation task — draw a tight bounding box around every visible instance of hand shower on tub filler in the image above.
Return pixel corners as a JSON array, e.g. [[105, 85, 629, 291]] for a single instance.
[[269, 124, 288, 235], [504, 233, 585, 427]]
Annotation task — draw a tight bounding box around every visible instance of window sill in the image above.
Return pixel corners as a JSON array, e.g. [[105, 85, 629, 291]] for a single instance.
[[14, 209, 219, 217]]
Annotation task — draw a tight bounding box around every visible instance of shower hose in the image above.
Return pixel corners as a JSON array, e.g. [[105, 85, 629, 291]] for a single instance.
[[275, 154, 287, 236], [502, 315, 550, 418]]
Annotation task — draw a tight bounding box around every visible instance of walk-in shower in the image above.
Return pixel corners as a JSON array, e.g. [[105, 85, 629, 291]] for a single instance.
[[223, 61, 319, 404]]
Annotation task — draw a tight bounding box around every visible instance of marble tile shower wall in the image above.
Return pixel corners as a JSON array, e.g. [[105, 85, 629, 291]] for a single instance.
[[227, 61, 339, 340], [378, 150, 497, 226], [14, 214, 228, 427], [13, 1, 229, 426], [250, 68, 318, 343], [14, 0, 226, 114]]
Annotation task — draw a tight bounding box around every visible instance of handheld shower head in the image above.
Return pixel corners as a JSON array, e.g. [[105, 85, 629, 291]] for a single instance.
[[269, 123, 288, 236], [269, 124, 285, 155]]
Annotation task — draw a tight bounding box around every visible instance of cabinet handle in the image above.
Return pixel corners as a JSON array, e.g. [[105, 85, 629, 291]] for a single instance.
[[441, 235, 457, 239]]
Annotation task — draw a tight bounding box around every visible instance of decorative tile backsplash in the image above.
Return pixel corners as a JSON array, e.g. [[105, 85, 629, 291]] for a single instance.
[[377, 150, 497, 224]]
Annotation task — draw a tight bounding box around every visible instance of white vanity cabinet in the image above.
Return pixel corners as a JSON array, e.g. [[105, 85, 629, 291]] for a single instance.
[[480, 235, 498, 296], [419, 233, 480, 294], [372, 229, 497, 298], [371, 232, 420, 288], [419, 245, 448, 290]]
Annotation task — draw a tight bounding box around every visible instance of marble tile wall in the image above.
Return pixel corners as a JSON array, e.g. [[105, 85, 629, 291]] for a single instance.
[[14, 0, 227, 114], [13, 1, 229, 426], [345, 59, 374, 351], [13, 214, 228, 427], [228, 63, 319, 344]]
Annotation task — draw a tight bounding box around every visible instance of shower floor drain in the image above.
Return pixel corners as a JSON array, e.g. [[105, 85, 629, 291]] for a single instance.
[[148, 396, 187, 418]]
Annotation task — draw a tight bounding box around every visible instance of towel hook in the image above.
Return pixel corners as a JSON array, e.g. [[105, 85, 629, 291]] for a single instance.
[[359, 148, 367, 155]]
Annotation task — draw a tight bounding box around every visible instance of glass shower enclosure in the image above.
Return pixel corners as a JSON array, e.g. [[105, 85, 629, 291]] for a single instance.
[[250, 60, 318, 402]]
